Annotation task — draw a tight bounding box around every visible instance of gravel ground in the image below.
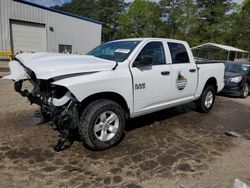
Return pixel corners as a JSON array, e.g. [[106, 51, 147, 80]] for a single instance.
[[0, 72, 250, 188]]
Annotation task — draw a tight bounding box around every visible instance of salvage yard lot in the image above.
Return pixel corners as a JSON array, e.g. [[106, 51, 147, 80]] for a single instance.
[[0, 75, 250, 188]]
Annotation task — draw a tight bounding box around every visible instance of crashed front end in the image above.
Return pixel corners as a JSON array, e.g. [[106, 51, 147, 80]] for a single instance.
[[4, 59, 80, 151]]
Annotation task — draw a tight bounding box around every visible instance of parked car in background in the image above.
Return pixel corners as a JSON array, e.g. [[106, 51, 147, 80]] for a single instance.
[[222, 62, 250, 98]]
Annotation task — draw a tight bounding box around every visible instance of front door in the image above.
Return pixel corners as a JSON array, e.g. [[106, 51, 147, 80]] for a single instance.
[[167, 42, 197, 101], [131, 41, 172, 114]]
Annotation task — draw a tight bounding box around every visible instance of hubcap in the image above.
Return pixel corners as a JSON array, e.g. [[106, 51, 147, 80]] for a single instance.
[[244, 85, 249, 97], [94, 111, 119, 142], [205, 91, 214, 108]]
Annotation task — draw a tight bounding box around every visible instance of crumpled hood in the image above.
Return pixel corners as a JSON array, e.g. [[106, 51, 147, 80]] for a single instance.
[[15, 52, 116, 79]]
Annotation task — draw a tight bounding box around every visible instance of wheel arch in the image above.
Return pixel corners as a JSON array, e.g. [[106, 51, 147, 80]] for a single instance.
[[204, 77, 218, 92], [80, 92, 130, 119]]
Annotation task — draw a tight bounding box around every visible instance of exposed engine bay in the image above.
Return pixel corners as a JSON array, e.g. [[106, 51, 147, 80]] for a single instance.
[[12, 61, 81, 151]]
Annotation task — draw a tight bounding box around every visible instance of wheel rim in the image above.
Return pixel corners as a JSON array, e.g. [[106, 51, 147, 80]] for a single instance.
[[94, 111, 119, 142], [205, 91, 214, 108], [243, 85, 249, 97]]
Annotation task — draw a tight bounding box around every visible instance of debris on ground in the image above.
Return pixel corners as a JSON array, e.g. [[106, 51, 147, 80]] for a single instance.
[[233, 179, 250, 188], [225, 131, 242, 137]]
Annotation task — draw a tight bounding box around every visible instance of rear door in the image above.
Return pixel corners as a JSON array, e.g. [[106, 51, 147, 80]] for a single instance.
[[131, 41, 172, 114], [167, 42, 197, 101]]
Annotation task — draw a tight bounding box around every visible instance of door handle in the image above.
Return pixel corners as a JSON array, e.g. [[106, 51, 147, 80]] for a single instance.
[[189, 69, 196, 73], [161, 71, 170, 76]]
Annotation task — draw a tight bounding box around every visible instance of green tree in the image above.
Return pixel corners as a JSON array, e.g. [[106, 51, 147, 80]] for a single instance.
[[221, 10, 239, 47], [195, 0, 233, 44], [159, 0, 199, 46], [159, 0, 182, 38], [55, 0, 97, 19], [96, 0, 127, 41], [116, 0, 167, 38], [55, 0, 248, 53], [234, 0, 250, 51]]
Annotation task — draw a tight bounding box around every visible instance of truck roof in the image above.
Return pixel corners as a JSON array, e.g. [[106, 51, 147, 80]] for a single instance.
[[111, 38, 187, 44]]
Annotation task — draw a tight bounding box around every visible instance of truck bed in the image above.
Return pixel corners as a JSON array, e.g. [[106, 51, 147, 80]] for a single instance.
[[194, 61, 225, 99], [195, 60, 225, 64]]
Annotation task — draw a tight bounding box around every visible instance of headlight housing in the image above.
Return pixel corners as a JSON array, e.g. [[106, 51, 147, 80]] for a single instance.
[[230, 76, 242, 83]]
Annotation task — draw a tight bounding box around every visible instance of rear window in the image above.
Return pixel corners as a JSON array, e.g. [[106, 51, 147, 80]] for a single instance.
[[168, 42, 190, 64]]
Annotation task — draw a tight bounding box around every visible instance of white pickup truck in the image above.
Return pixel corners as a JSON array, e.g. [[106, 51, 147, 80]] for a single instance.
[[4, 38, 225, 151]]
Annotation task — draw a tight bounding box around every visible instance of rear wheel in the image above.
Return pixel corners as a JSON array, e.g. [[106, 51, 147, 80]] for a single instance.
[[241, 83, 249, 98], [195, 85, 216, 113], [79, 99, 126, 150]]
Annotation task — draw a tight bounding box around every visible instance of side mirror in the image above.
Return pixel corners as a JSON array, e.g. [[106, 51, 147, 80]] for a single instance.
[[134, 55, 153, 67]]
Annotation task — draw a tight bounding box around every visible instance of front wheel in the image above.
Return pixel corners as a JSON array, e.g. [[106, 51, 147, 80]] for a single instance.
[[79, 99, 126, 150], [195, 85, 216, 113], [241, 83, 249, 98]]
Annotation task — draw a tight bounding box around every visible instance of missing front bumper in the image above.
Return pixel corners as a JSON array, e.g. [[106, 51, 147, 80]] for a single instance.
[[14, 80, 72, 107]]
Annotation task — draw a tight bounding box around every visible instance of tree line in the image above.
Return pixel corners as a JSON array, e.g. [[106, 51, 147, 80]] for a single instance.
[[55, 0, 250, 51]]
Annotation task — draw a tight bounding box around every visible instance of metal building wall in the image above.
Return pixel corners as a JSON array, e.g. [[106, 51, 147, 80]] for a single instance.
[[0, 0, 102, 55]]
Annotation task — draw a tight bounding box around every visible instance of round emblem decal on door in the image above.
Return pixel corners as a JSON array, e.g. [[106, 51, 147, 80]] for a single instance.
[[176, 71, 187, 91]]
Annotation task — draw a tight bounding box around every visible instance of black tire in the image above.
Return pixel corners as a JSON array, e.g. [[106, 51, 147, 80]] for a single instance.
[[41, 104, 52, 121], [241, 83, 249, 98], [79, 99, 126, 150], [195, 85, 216, 113]]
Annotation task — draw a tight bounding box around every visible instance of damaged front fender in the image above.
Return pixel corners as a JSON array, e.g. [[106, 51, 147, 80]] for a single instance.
[[14, 79, 73, 107], [2, 60, 29, 81], [2, 58, 83, 152]]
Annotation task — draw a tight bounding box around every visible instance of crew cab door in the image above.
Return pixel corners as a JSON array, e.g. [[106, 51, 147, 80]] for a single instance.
[[167, 42, 198, 101], [131, 41, 172, 114]]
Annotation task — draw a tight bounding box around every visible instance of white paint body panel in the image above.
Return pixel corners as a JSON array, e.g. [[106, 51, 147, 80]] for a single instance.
[[194, 63, 225, 98], [4, 38, 225, 118], [14, 52, 116, 80], [53, 62, 134, 113], [2, 60, 28, 81], [169, 41, 198, 102], [131, 65, 172, 113]]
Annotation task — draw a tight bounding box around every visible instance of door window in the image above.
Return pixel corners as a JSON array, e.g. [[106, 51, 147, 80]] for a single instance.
[[135, 42, 166, 65], [168, 42, 190, 64]]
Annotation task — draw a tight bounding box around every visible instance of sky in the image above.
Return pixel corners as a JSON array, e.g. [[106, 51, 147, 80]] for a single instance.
[[25, 0, 244, 7], [26, 0, 71, 7]]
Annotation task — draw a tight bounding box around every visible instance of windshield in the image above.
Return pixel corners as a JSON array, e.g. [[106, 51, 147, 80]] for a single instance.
[[225, 63, 250, 74], [87, 41, 140, 62]]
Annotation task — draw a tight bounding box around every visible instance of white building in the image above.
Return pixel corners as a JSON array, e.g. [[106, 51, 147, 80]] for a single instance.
[[0, 0, 102, 57]]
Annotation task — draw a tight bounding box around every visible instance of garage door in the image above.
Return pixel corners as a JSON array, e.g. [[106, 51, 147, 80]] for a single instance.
[[11, 21, 46, 54]]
